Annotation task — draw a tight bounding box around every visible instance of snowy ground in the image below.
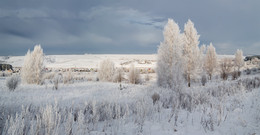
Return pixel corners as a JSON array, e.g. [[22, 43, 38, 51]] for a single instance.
[[0, 54, 260, 135], [0, 74, 260, 135], [0, 54, 157, 68]]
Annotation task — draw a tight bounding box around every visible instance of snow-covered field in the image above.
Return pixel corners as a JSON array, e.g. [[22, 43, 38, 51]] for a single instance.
[[0, 54, 260, 135], [0, 54, 236, 69], [1, 75, 260, 135], [0, 54, 157, 68]]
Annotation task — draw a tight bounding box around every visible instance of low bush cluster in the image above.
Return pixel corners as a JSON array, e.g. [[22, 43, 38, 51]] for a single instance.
[[6, 75, 20, 91]]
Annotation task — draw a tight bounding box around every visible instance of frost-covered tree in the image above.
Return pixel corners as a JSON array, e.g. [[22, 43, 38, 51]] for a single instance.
[[183, 19, 201, 87], [220, 58, 233, 80], [199, 44, 207, 74], [113, 67, 124, 83], [98, 59, 115, 82], [234, 49, 244, 71], [157, 18, 183, 88], [204, 43, 217, 80], [128, 64, 141, 84], [200, 44, 206, 55], [21, 45, 44, 84]]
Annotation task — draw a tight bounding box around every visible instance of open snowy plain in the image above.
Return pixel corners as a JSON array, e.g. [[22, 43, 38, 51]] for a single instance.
[[1, 54, 157, 69], [0, 54, 260, 135]]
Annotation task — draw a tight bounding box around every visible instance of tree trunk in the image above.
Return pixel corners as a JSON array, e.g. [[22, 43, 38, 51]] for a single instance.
[[188, 76, 191, 87]]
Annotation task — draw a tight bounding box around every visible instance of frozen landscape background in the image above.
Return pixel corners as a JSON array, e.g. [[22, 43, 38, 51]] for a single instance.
[[0, 0, 260, 134], [0, 53, 260, 135]]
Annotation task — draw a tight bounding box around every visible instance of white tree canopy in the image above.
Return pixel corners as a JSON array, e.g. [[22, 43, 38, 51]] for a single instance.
[[234, 49, 244, 71], [21, 45, 44, 84], [98, 59, 115, 82], [204, 43, 217, 80], [183, 19, 201, 87], [157, 18, 184, 89]]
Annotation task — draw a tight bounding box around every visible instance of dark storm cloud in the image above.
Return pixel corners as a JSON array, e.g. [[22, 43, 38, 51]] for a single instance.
[[0, 0, 259, 55]]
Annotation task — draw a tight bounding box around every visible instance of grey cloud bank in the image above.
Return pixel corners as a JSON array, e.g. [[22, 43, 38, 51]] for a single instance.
[[0, 0, 259, 55]]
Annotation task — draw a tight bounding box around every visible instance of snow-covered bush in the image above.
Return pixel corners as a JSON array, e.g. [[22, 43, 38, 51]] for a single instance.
[[204, 43, 217, 80], [251, 57, 260, 65], [98, 59, 115, 82], [151, 92, 160, 105], [157, 18, 183, 88], [234, 49, 244, 72], [220, 58, 233, 80], [21, 45, 44, 84], [128, 64, 141, 84], [52, 74, 62, 90], [231, 71, 240, 80], [200, 108, 214, 131], [63, 69, 74, 84], [201, 74, 207, 86], [113, 68, 124, 83], [6, 75, 20, 91], [239, 76, 260, 91]]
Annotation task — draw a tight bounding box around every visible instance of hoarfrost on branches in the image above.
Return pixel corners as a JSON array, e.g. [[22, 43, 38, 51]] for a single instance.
[[157, 18, 184, 89], [234, 49, 244, 71], [204, 43, 218, 80], [183, 20, 201, 87], [21, 45, 44, 84], [98, 59, 115, 82]]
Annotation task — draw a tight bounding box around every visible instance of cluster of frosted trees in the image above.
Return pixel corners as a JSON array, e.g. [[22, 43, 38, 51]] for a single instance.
[[157, 19, 244, 88], [98, 60, 141, 84], [17, 20, 244, 88], [19, 45, 140, 86]]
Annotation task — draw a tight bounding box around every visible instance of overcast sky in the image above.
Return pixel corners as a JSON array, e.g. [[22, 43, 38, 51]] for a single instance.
[[0, 0, 259, 56]]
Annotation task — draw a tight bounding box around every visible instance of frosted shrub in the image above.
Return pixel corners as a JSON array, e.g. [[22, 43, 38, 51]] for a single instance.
[[113, 68, 124, 83], [98, 59, 115, 82], [52, 74, 62, 90], [245, 68, 251, 75], [201, 108, 214, 132], [201, 74, 207, 86], [231, 71, 239, 80], [135, 99, 148, 133], [3, 114, 25, 135], [220, 58, 233, 80], [6, 75, 20, 91], [178, 92, 192, 112], [251, 57, 260, 65], [63, 69, 74, 84], [151, 92, 160, 105], [128, 64, 141, 84], [21, 45, 44, 84], [234, 49, 244, 71]]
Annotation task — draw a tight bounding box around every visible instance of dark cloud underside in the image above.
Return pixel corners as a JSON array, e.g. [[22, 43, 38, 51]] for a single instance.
[[0, 0, 259, 55]]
